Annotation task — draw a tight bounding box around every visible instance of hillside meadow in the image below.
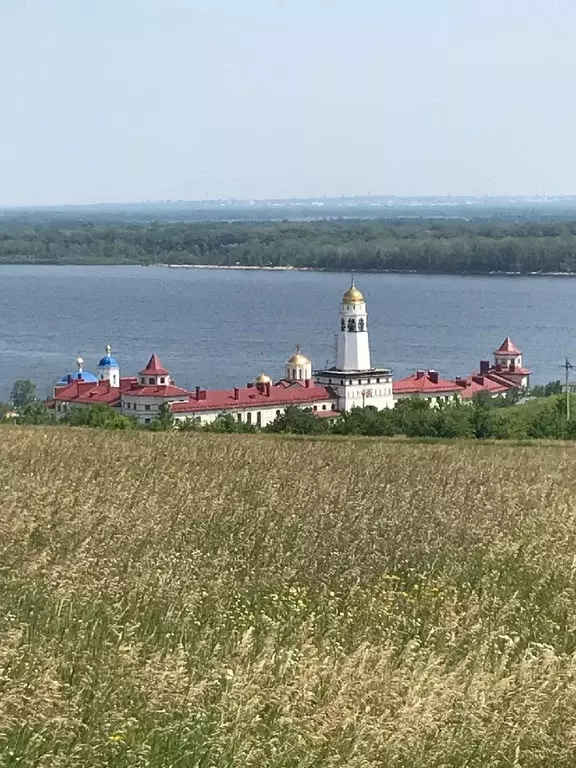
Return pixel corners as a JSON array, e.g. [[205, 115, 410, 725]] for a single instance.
[[2, 428, 576, 766]]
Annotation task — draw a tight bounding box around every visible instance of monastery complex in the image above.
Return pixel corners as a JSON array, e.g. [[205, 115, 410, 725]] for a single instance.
[[48, 282, 531, 426]]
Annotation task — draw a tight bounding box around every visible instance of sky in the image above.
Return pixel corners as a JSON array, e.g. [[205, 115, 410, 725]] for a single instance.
[[1, 0, 575, 206]]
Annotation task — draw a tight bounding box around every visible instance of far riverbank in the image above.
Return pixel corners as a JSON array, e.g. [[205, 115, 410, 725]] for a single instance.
[[163, 264, 576, 277]]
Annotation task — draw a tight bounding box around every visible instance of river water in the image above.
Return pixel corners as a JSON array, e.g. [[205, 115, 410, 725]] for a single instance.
[[0, 265, 574, 401]]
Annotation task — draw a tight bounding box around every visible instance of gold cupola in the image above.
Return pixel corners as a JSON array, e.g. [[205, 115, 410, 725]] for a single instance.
[[287, 344, 311, 366], [285, 345, 313, 382], [255, 372, 272, 384], [342, 281, 365, 304]]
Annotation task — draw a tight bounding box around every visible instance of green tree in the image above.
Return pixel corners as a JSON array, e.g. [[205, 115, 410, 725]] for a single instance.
[[65, 404, 136, 429], [16, 401, 56, 425], [147, 401, 175, 431], [266, 406, 328, 435], [11, 379, 37, 408], [470, 396, 496, 439]]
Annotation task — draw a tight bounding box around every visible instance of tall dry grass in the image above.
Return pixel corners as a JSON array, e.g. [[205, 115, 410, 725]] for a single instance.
[[1, 428, 576, 766]]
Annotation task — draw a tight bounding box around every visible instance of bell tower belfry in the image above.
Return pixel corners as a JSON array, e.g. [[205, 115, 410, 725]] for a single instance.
[[315, 280, 394, 411]]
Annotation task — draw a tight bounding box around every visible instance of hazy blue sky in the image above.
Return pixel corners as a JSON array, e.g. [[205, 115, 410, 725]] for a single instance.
[[1, 0, 575, 205]]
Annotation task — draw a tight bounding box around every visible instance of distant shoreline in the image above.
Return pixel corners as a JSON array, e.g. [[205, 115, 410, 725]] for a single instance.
[[162, 264, 576, 277]]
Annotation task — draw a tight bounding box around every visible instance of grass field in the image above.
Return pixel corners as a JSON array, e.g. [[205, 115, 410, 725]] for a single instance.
[[2, 428, 576, 766]]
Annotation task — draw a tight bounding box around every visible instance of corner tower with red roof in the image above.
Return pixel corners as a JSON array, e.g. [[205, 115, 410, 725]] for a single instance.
[[121, 354, 191, 425], [490, 337, 531, 388]]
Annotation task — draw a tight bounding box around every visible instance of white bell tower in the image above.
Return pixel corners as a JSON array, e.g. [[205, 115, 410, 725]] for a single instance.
[[336, 281, 371, 370], [315, 279, 394, 412]]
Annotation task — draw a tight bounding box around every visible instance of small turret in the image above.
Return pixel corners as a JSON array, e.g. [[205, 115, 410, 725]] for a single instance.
[[98, 344, 120, 387], [285, 345, 312, 381]]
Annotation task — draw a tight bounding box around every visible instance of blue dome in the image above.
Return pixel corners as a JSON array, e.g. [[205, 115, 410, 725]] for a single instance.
[[58, 370, 98, 385], [98, 355, 119, 368]]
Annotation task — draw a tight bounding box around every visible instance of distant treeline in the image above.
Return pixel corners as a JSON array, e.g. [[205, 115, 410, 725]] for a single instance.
[[6, 218, 576, 273]]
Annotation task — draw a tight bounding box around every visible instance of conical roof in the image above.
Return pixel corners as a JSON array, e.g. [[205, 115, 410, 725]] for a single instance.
[[495, 337, 521, 355], [139, 354, 169, 376]]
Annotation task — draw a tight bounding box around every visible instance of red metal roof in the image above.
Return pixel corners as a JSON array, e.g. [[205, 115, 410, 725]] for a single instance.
[[51, 377, 138, 406], [139, 354, 170, 376], [393, 371, 461, 395], [170, 382, 334, 413], [495, 337, 521, 355], [456, 375, 510, 399], [315, 409, 341, 419], [125, 383, 191, 398]]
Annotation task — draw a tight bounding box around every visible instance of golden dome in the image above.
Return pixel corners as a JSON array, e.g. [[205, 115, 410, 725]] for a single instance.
[[342, 283, 365, 304], [256, 372, 272, 384], [287, 344, 311, 366]]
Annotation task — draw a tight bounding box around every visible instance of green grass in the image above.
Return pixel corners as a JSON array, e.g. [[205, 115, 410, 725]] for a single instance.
[[2, 428, 576, 766]]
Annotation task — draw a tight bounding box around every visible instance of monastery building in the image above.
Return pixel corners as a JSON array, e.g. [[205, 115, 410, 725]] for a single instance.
[[49, 283, 529, 423]]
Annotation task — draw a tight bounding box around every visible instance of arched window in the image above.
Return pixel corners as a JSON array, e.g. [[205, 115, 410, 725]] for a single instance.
[[347, 317, 356, 332], [341, 318, 345, 331], [237, 413, 242, 422], [358, 318, 365, 331], [247, 412, 252, 424]]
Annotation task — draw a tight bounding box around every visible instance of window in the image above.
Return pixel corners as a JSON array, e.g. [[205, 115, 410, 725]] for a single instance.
[[145, 404, 151, 411], [160, 377, 165, 384], [148, 378, 154, 385], [247, 412, 252, 424], [276, 410, 281, 416], [257, 411, 262, 425], [358, 318, 365, 331], [313, 405, 318, 411], [145, 418, 151, 424], [322, 404, 327, 410], [341, 318, 345, 331], [376, 378, 380, 383], [347, 317, 356, 332], [340, 379, 344, 385], [237, 413, 242, 422]]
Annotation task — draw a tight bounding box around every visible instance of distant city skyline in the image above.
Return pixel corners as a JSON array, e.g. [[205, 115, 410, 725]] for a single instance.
[[1, 0, 576, 206]]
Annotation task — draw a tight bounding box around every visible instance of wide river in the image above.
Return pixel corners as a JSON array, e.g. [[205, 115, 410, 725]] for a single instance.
[[0, 265, 574, 401]]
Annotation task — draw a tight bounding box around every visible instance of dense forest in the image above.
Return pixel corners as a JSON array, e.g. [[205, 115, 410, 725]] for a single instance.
[[5, 217, 576, 273]]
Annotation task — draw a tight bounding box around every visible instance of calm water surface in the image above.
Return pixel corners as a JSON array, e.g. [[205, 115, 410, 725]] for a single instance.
[[0, 265, 574, 400]]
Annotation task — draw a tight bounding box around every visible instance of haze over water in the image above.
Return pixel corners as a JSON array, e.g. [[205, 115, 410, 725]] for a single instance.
[[0, 266, 573, 401]]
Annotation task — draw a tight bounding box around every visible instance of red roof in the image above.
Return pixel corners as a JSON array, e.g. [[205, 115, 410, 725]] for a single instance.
[[50, 377, 138, 406], [139, 354, 170, 376], [170, 382, 334, 414], [393, 370, 462, 395], [495, 337, 521, 355], [124, 383, 190, 398], [314, 409, 341, 419], [455, 375, 511, 399]]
